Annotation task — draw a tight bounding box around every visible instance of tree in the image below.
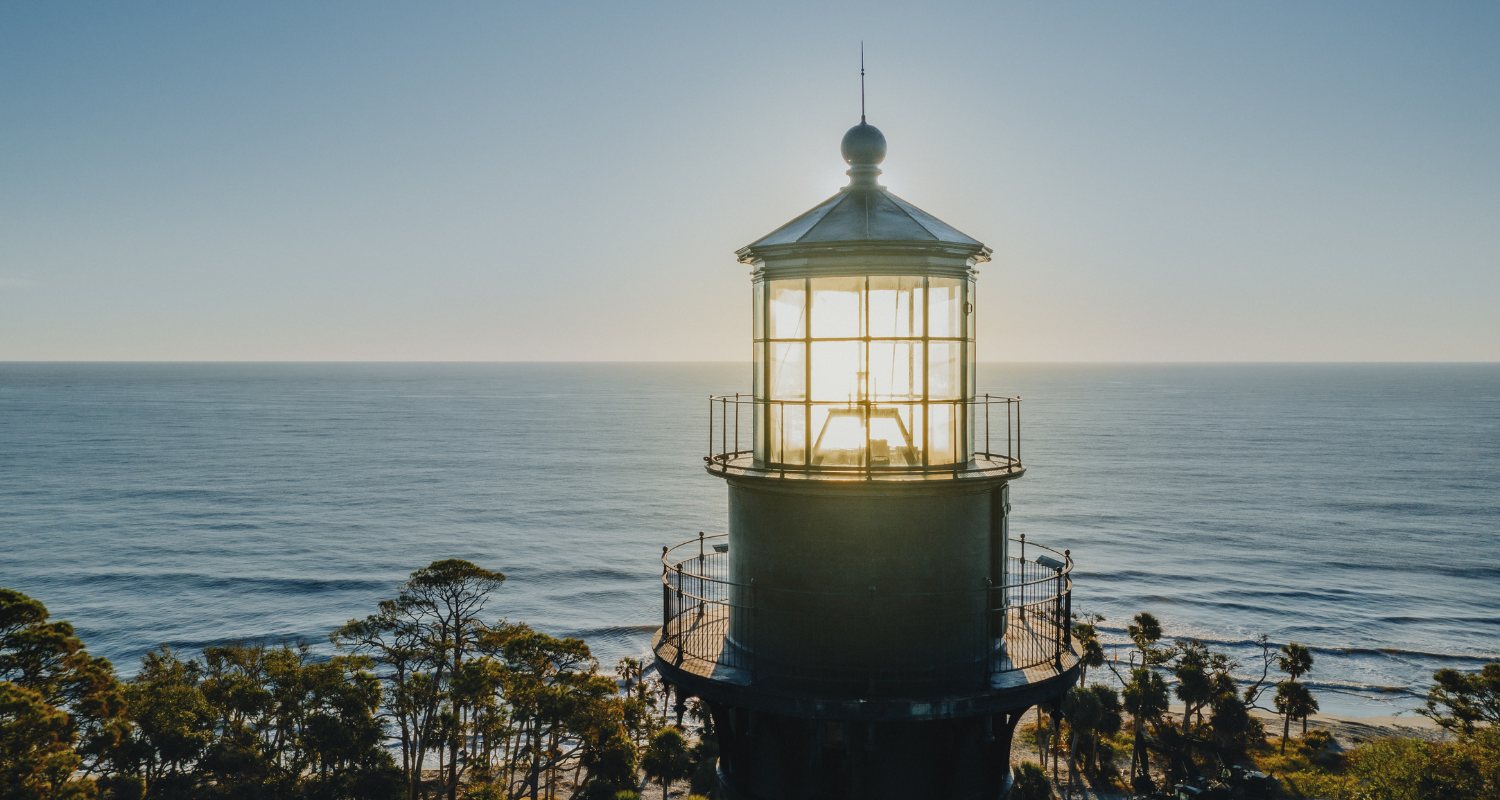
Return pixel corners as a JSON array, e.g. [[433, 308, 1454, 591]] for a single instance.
[[686, 699, 719, 797], [641, 727, 693, 799], [1071, 614, 1105, 687], [1271, 641, 1317, 753], [1126, 613, 1166, 664], [1277, 642, 1313, 684], [116, 641, 402, 800], [1173, 640, 1216, 733], [121, 646, 215, 797], [0, 587, 129, 798], [1062, 685, 1101, 786], [402, 559, 505, 800], [1008, 761, 1053, 800], [1274, 681, 1318, 754], [331, 559, 504, 800], [1122, 666, 1169, 791], [1421, 661, 1500, 737]]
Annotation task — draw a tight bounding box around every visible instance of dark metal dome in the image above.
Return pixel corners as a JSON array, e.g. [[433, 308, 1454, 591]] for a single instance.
[[840, 122, 887, 165]]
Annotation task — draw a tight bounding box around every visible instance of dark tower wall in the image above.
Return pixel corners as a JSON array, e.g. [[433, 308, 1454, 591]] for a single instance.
[[726, 476, 1003, 681]]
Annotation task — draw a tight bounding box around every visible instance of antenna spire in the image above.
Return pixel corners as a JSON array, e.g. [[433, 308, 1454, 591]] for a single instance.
[[860, 42, 866, 123]]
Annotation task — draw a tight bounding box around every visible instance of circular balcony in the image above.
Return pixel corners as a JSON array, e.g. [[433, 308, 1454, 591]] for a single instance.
[[705, 394, 1024, 481], [653, 533, 1076, 718]]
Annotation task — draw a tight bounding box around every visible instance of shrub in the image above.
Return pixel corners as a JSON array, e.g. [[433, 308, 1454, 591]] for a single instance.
[[1008, 761, 1053, 799]]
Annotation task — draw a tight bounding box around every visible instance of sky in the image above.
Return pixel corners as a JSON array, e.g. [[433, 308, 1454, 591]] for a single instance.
[[1, 2, 1497, 361]]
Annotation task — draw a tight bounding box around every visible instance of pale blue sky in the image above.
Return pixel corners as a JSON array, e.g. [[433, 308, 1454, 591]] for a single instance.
[[2, 2, 1496, 361]]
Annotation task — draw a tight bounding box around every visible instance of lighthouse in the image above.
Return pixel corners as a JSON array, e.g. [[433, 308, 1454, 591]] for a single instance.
[[654, 119, 1079, 799]]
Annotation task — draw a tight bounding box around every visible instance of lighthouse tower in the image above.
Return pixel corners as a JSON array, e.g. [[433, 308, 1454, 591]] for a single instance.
[[654, 121, 1079, 800]]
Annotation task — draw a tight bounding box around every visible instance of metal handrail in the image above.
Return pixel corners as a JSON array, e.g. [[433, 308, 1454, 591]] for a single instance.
[[705, 393, 1022, 478], [656, 532, 1073, 690]]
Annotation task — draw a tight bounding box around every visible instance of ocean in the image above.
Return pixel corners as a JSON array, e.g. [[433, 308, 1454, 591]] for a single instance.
[[1, 362, 1496, 717]]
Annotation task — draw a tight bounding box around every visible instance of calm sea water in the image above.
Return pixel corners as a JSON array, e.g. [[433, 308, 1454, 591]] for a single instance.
[[2, 363, 1497, 717]]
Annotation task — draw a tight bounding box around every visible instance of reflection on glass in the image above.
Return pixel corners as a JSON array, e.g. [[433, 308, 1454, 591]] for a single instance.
[[769, 342, 805, 400], [868, 341, 919, 401], [769, 280, 806, 339], [928, 342, 961, 401], [810, 277, 864, 338], [868, 276, 923, 338], [811, 341, 863, 402], [928, 403, 957, 465], [770, 403, 806, 465], [929, 278, 962, 338]]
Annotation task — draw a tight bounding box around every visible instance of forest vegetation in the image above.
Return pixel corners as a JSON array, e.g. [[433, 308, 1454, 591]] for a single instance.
[[1019, 613, 1499, 799], [3, 577, 1498, 799]]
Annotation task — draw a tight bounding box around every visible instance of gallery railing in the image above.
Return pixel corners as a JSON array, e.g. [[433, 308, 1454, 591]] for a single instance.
[[656, 532, 1072, 694], [705, 394, 1022, 479]]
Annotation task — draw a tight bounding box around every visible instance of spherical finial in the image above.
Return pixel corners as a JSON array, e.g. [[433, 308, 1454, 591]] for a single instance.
[[841, 122, 887, 166]]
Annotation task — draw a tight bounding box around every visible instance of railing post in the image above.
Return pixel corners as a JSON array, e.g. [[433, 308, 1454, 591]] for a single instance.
[[707, 396, 714, 465], [1063, 549, 1073, 655], [674, 564, 685, 666], [662, 546, 671, 648], [1017, 397, 1022, 466], [734, 393, 740, 456]]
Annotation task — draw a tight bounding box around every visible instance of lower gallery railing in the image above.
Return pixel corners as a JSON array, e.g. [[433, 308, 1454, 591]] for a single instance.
[[657, 533, 1073, 695]]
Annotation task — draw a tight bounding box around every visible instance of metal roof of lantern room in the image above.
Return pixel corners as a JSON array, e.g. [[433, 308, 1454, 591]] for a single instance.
[[736, 121, 993, 268]]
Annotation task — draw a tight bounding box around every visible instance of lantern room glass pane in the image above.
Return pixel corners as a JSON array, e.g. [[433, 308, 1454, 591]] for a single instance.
[[868, 276, 923, 338], [753, 341, 766, 460], [928, 341, 961, 401], [870, 404, 919, 466], [928, 403, 957, 465], [809, 405, 862, 466], [769, 279, 806, 339], [753, 280, 765, 340], [868, 340, 920, 401], [928, 278, 962, 339], [810, 277, 864, 339], [810, 341, 864, 402], [770, 403, 806, 465], [769, 342, 806, 401]]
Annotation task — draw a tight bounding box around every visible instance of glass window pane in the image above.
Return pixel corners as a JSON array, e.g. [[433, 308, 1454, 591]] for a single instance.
[[869, 404, 919, 466], [868, 340, 920, 401], [868, 276, 923, 338], [810, 277, 864, 339], [770, 403, 806, 465], [769, 279, 806, 339], [753, 281, 765, 340], [928, 278, 962, 338], [928, 403, 957, 465], [810, 341, 864, 402], [810, 405, 864, 466], [769, 342, 806, 400], [928, 341, 961, 400], [753, 343, 765, 462], [966, 340, 976, 399]]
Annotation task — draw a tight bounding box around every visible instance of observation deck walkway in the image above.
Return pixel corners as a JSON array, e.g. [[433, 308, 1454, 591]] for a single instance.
[[653, 533, 1078, 720]]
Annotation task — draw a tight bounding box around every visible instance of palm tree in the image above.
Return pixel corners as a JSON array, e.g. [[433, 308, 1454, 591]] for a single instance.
[[1273, 682, 1318, 753], [1123, 666, 1169, 788], [1063, 685, 1102, 787], [642, 727, 692, 798], [1277, 642, 1313, 683], [1173, 640, 1215, 733]]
